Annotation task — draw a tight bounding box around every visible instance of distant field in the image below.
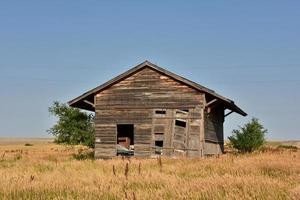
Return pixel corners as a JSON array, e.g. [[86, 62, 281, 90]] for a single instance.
[[267, 140, 300, 148], [0, 138, 53, 145], [0, 138, 299, 199]]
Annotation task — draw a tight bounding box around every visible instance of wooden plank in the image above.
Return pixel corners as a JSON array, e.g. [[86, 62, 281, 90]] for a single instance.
[[200, 95, 205, 157], [205, 99, 217, 107], [153, 125, 165, 133]]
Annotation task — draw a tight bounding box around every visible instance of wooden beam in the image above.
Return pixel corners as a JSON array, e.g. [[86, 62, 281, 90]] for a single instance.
[[199, 93, 206, 157], [205, 99, 219, 114], [225, 110, 234, 117], [205, 99, 217, 107], [83, 100, 95, 108]]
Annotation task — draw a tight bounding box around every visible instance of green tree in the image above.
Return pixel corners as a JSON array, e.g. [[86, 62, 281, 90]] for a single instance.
[[48, 101, 95, 148], [228, 118, 267, 153]]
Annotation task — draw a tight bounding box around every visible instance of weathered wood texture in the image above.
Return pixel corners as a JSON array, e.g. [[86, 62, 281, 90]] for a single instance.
[[94, 67, 206, 158], [94, 124, 116, 159], [94, 109, 152, 159], [204, 141, 223, 155], [204, 105, 224, 154], [187, 106, 202, 157], [95, 68, 203, 109]]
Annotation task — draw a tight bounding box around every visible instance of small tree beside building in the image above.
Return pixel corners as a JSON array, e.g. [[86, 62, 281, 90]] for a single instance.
[[228, 118, 267, 153], [48, 101, 95, 148]]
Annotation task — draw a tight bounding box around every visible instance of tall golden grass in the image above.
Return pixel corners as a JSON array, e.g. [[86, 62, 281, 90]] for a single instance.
[[0, 140, 299, 200]]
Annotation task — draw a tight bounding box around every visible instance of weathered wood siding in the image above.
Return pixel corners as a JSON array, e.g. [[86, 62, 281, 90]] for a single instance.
[[95, 109, 152, 158], [187, 106, 202, 157], [95, 67, 203, 109], [204, 141, 223, 155], [204, 105, 224, 154], [94, 67, 205, 158]]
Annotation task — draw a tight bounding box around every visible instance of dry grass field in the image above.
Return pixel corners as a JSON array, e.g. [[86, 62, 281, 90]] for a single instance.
[[0, 138, 299, 200]]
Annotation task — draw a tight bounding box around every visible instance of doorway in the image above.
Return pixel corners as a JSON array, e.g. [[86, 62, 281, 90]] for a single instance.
[[117, 124, 134, 149]]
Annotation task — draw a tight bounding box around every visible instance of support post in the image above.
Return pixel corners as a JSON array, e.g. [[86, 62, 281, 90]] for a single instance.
[[205, 99, 218, 113], [83, 100, 95, 108], [225, 110, 234, 117], [199, 94, 206, 157]]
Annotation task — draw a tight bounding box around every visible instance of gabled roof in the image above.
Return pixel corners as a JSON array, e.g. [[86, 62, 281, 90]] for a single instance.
[[68, 60, 247, 116]]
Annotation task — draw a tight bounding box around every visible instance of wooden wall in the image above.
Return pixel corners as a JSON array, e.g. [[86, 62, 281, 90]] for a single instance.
[[204, 142, 223, 155], [204, 105, 225, 155], [95, 68, 203, 109], [94, 109, 152, 158], [94, 67, 206, 158]]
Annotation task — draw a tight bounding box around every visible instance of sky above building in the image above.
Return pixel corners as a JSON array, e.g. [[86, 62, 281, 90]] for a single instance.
[[0, 1, 299, 140]]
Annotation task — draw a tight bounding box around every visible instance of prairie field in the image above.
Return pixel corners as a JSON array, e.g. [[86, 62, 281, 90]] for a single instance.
[[0, 139, 299, 200]]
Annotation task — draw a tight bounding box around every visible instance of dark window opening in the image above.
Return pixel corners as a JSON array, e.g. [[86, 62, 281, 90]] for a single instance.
[[155, 140, 164, 155], [155, 110, 166, 115], [175, 120, 186, 128], [181, 109, 189, 112], [155, 140, 163, 147], [117, 124, 134, 148], [155, 132, 164, 135]]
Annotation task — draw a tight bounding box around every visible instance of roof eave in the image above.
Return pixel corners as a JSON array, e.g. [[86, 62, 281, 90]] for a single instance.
[[226, 102, 247, 116]]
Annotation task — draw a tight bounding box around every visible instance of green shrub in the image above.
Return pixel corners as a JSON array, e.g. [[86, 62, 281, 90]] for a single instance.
[[48, 101, 95, 148], [228, 118, 267, 153]]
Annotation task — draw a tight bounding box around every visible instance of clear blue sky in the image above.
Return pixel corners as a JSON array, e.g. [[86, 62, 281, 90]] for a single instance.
[[0, 1, 299, 140]]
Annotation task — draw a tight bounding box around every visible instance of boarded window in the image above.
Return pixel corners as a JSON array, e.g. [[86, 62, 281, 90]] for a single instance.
[[175, 120, 186, 128]]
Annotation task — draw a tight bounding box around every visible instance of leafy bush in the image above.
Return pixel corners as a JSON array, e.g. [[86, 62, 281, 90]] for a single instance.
[[48, 101, 95, 148], [228, 118, 267, 153]]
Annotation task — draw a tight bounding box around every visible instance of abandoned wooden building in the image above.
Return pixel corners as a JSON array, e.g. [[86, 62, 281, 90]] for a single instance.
[[68, 61, 247, 159]]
